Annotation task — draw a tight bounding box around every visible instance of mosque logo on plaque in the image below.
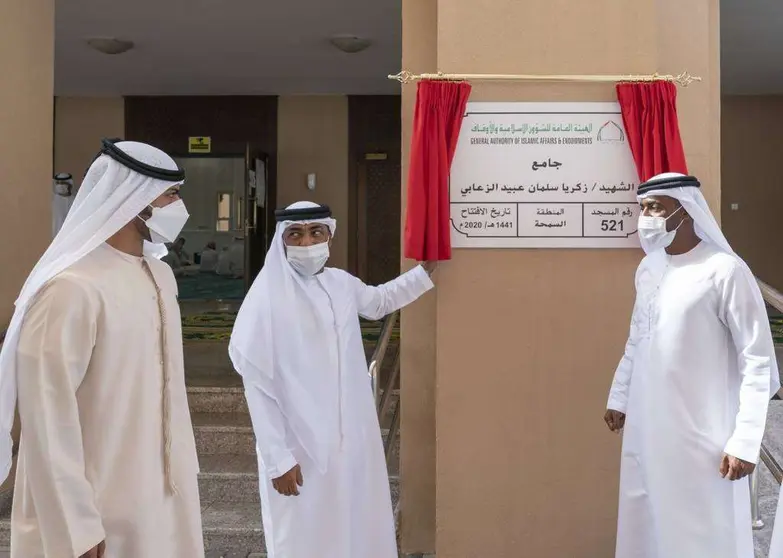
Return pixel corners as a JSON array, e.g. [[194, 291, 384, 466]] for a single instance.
[[597, 121, 625, 143], [188, 136, 212, 154]]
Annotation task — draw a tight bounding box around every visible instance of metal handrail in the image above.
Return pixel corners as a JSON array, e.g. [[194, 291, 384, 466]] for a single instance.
[[368, 311, 402, 467], [385, 401, 401, 468], [368, 311, 405, 547], [762, 443, 783, 484], [751, 443, 783, 530], [759, 279, 783, 315], [749, 279, 783, 528], [370, 311, 399, 406], [378, 351, 400, 417]]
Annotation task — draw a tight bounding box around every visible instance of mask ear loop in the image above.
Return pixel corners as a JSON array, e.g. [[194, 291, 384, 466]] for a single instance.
[[135, 205, 154, 226], [666, 205, 687, 233]]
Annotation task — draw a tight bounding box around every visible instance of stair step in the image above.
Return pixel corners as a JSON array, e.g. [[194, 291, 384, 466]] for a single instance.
[[192, 413, 397, 457], [205, 551, 266, 558], [189, 385, 247, 414], [0, 507, 267, 555], [187, 384, 399, 423], [205, 553, 265, 558], [199, 454, 259, 504], [201, 477, 400, 555], [202, 501, 264, 554], [0, 501, 265, 552], [0, 476, 400, 552], [198, 451, 400, 505], [194, 413, 254, 455]]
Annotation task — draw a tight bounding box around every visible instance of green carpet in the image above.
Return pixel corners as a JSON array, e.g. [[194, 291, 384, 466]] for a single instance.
[[181, 311, 400, 343], [771, 317, 783, 344], [176, 274, 244, 301], [181, 311, 235, 341]]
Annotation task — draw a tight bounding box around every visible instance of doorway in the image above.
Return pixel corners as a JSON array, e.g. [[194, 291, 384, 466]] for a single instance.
[[166, 150, 272, 302], [171, 156, 246, 301], [356, 156, 401, 285]]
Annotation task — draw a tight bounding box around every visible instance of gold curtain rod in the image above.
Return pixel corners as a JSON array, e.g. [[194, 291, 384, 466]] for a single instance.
[[388, 70, 702, 87]]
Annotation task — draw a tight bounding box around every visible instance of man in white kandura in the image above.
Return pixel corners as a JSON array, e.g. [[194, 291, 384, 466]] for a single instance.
[[605, 172, 779, 558], [229, 201, 435, 558], [51, 172, 75, 237], [0, 139, 204, 557]]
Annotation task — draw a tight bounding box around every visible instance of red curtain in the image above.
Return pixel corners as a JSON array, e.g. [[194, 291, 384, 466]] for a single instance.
[[404, 80, 472, 261], [616, 81, 688, 182]]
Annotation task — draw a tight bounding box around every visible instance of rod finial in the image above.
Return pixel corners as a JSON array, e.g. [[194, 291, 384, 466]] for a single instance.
[[388, 70, 415, 84], [674, 71, 701, 87]]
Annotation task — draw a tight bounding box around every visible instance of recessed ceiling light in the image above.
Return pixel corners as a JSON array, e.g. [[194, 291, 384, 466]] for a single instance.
[[329, 35, 371, 54], [86, 37, 135, 55]]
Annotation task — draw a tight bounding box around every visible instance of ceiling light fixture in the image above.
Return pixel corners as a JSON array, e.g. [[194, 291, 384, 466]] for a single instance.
[[329, 35, 371, 54], [86, 37, 135, 55]]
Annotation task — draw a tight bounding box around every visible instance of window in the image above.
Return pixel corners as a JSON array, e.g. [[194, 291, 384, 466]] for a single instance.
[[216, 192, 232, 231]]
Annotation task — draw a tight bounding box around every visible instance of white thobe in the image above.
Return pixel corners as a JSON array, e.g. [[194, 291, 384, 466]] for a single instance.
[[228, 242, 244, 278], [608, 242, 772, 558], [52, 193, 73, 237], [12, 243, 204, 558], [244, 266, 433, 558], [200, 248, 218, 273], [216, 247, 242, 277]]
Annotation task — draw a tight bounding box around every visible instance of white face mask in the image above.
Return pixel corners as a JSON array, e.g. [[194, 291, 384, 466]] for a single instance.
[[139, 199, 190, 244], [286, 242, 330, 276], [637, 205, 685, 253]]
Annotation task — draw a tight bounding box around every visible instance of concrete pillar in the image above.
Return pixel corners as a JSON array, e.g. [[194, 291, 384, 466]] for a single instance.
[[277, 96, 350, 270], [0, 0, 53, 494], [399, 0, 720, 555], [0, 0, 54, 323]]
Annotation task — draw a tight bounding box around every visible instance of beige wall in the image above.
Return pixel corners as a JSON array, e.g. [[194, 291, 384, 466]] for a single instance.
[[0, 0, 54, 326], [722, 96, 783, 290], [400, 0, 720, 555], [277, 96, 349, 269], [54, 97, 125, 184]]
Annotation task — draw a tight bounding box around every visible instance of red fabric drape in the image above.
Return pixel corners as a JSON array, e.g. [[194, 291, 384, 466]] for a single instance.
[[616, 81, 688, 182], [404, 80, 472, 261]]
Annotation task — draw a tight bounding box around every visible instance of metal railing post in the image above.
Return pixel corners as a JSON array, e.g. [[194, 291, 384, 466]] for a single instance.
[[368, 311, 406, 540], [752, 279, 783, 529], [750, 468, 763, 530], [370, 361, 378, 408], [378, 350, 400, 416], [385, 402, 401, 468]]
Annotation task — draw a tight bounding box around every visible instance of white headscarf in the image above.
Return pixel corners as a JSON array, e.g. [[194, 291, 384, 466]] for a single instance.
[[638, 172, 781, 395], [229, 201, 336, 473], [0, 141, 184, 483]]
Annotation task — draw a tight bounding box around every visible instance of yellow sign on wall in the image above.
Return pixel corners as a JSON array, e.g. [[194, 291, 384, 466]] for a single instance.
[[188, 136, 211, 154]]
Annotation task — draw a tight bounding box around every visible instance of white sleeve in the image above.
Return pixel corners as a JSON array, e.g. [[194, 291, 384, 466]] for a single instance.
[[720, 264, 773, 463], [242, 379, 297, 480], [350, 266, 434, 321], [16, 277, 106, 557], [607, 269, 643, 413]]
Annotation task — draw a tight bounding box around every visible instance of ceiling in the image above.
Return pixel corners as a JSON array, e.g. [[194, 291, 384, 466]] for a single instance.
[[721, 0, 783, 94], [55, 0, 781, 96], [55, 0, 402, 96]]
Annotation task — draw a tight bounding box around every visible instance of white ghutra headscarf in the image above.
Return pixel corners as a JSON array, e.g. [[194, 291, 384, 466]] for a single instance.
[[0, 141, 184, 484], [229, 201, 336, 474], [638, 172, 780, 396]]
